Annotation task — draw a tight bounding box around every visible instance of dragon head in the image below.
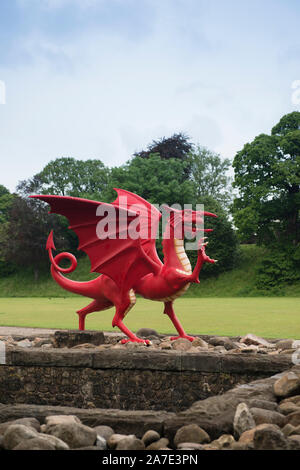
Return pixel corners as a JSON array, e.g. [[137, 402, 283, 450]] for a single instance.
[[162, 205, 217, 239]]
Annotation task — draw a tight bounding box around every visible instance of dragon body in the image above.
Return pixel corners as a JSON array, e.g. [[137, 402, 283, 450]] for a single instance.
[[31, 189, 217, 344]]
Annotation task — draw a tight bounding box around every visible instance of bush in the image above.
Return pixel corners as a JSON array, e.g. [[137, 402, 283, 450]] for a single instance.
[[255, 245, 300, 290]]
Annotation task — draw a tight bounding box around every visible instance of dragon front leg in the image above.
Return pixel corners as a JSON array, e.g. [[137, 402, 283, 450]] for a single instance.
[[190, 240, 217, 284], [164, 301, 195, 342]]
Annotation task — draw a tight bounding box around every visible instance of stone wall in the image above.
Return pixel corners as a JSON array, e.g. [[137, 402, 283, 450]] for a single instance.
[[0, 347, 293, 412]]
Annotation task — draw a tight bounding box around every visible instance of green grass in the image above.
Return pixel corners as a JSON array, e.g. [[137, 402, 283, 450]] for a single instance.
[[1, 244, 300, 297], [0, 297, 300, 339]]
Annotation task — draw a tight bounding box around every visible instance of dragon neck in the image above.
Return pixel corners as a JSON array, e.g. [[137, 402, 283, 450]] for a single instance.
[[162, 224, 192, 274]]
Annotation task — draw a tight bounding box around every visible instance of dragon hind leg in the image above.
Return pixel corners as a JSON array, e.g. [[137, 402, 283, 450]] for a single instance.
[[163, 301, 195, 342], [112, 291, 150, 345], [76, 298, 113, 330]]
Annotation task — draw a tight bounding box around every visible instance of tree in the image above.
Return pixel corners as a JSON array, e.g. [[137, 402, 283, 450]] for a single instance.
[[134, 132, 194, 178], [105, 154, 196, 207], [232, 112, 300, 290], [189, 146, 232, 209], [0, 185, 13, 224], [1, 195, 72, 279], [232, 112, 300, 245], [17, 157, 110, 200]]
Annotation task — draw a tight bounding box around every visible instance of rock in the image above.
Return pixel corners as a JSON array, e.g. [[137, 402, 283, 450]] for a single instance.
[[108, 434, 133, 449], [278, 402, 300, 415], [282, 423, 296, 437], [44, 421, 97, 449], [141, 430, 160, 446], [14, 437, 56, 450], [241, 346, 259, 353], [173, 424, 210, 447], [253, 424, 288, 450], [41, 343, 53, 349], [136, 328, 160, 338], [287, 435, 300, 449], [191, 337, 209, 349], [75, 446, 99, 450], [45, 414, 81, 426], [0, 417, 40, 435], [33, 337, 53, 347], [95, 435, 107, 450], [286, 411, 300, 427], [53, 330, 105, 348], [215, 434, 235, 449], [16, 339, 32, 348], [276, 339, 294, 351], [146, 438, 169, 450], [280, 395, 300, 406], [273, 371, 300, 398], [214, 346, 227, 354], [93, 425, 114, 441], [289, 424, 300, 436], [240, 334, 274, 348], [233, 403, 256, 437], [172, 338, 193, 351], [72, 343, 97, 349], [3, 424, 39, 450], [239, 428, 257, 445], [177, 442, 204, 450], [250, 408, 287, 427], [208, 336, 236, 351], [160, 341, 172, 350], [247, 399, 278, 411], [116, 436, 145, 450]]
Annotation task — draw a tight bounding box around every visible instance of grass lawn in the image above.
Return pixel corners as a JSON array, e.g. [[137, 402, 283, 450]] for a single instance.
[[0, 297, 299, 339]]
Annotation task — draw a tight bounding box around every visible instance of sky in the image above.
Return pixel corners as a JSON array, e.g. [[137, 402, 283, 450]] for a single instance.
[[0, 0, 300, 192]]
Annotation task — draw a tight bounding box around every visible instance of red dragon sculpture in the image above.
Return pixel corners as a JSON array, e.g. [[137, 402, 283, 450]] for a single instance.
[[31, 189, 217, 344]]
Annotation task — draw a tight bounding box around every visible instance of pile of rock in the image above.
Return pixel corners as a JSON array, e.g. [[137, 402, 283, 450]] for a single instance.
[[1, 330, 300, 360]]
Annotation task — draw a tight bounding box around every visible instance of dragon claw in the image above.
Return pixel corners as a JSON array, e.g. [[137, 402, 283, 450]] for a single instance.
[[170, 335, 195, 342], [120, 338, 151, 346]]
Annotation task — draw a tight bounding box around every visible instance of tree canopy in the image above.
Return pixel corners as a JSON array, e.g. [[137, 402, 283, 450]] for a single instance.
[[232, 111, 300, 245]]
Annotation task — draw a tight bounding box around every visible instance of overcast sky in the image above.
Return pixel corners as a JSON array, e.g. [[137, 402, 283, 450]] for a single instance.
[[0, 0, 300, 192]]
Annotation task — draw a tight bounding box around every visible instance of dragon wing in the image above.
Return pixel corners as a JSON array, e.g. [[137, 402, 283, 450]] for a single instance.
[[30, 193, 161, 295], [112, 188, 163, 267]]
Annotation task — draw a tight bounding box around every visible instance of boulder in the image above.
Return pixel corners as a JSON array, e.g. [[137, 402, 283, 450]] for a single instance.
[[116, 436, 145, 450], [43, 421, 97, 449], [0, 417, 40, 435], [14, 437, 56, 450], [173, 424, 210, 447], [176, 442, 204, 450], [146, 438, 169, 450], [214, 434, 235, 449], [172, 338, 193, 351], [44, 414, 81, 426], [273, 371, 300, 398], [108, 433, 134, 450], [253, 424, 288, 450], [3, 424, 39, 450], [287, 435, 300, 449], [250, 408, 287, 427], [136, 328, 160, 338], [233, 403, 256, 437], [286, 411, 300, 427], [208, 336, 236, 350], [247, 399, 278, 411], [191, 337, 209, 349], [240, 334, 274, 349], [141, 430, 160, 446], [93, 425, 114, 441], [278, 402, 300, 415], [276, 339, 295, 351], [281, 423, 296, 437]]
